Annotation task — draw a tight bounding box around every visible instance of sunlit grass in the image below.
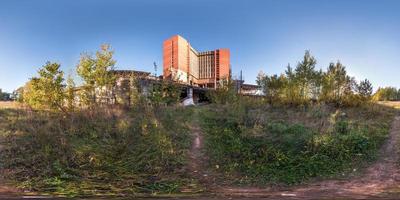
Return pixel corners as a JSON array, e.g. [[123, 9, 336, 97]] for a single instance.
[[378, 101, 400, 110], [0, 101, 21, 109]]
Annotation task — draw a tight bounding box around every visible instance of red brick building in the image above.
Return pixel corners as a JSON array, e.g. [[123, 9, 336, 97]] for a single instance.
[[163, 35, 230, 88]]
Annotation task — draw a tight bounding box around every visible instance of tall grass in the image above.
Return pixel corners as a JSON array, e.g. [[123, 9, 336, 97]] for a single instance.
[[199, 99, 396, 184], [0, 105, 193, 196]]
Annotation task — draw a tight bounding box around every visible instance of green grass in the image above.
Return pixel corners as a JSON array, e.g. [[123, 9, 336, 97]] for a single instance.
[[199, 100, 396, 185], [0, 105, 194, 197]]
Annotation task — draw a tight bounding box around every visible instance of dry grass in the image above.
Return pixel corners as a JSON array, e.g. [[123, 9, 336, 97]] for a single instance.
[[0, 101, 21, 109], [378, 101, 400, 109], [0, 104, 195, 197]]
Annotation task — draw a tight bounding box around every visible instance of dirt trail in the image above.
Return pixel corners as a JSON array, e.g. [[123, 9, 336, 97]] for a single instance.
[[185, 109, 221, 192], [217, 115, 400, 199]]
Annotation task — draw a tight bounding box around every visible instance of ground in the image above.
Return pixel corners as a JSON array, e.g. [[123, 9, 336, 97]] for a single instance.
[[1, 101, 400, 199]]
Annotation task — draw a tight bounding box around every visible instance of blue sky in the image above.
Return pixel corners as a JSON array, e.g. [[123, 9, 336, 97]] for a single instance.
[[0, 0, 399, 92]]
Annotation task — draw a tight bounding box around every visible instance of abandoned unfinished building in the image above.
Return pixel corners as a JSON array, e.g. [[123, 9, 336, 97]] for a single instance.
[[163, 35, 230, 88], [83, 36, 261, 106]]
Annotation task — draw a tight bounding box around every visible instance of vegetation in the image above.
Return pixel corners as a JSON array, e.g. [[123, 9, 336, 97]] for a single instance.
[[148, 80, 182, 106], [1, 47, 398, 197], [21, 62, 66, 111], [199, 98, 395, 184], [256, 51, 373, 106], [373, 87, 400, 101], [0, 104, 193, 196], [0, 44, 189, 197], [202, 51, 395, 185], [76, 44, 116, 106], [0, 88, 11, 101]]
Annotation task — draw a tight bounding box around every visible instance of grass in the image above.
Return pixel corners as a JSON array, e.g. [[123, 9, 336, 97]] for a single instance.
[[0, 100, 399, 196], [198, 99, 397, 185], [0, 103, 194, 197]]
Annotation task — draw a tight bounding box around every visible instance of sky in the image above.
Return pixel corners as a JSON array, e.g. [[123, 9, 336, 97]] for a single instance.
[[0, 0, 399, 92]]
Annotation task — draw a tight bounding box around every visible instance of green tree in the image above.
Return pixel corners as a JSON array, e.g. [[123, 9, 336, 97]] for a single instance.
[[207, 78, 238, 105], [321, 61, 354, 104], [294, 50, 318, 102], [357, 79, 373, 99], [257, 73, 285, 105], [283, 64, 301, 104], [373, 87, 399, 101], [0, 89, 8, 101], [24, 62, 66, 111], [76, 44, 116, 106]]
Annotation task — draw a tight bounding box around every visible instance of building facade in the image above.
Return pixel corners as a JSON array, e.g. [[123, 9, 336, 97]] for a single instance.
[[163, 35, 230, 88]]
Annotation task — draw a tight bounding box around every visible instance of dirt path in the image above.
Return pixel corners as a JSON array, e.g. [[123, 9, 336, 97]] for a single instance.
[[186, 110, 217, 190], [217, 115, 400, 199]]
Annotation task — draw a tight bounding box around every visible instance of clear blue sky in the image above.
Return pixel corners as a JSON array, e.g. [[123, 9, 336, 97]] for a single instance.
[[1, 0, 399, 92]]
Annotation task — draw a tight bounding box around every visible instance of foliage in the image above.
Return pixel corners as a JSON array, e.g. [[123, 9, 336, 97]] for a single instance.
[[256, 73, 286, 105], [76, 44, 116, 106], [0, 88, 11, 101], [199, 101, 395, 184], [320, 61, 355, 104], [256, 51, 373, 106], [357, 79, 373, 99], [22, 62, 66, 111], [207, 78, 238, 104], [294, 50, 319, 101], [148, 80, 182, 106], [373, 87, 400, 101]]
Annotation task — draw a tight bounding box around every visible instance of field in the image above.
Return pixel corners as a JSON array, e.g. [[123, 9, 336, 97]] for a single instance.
[[0, 101, 20, 109], [0, 100, 399, 198]]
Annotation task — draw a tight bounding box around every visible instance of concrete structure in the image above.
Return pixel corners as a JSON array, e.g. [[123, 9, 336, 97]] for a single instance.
[[163, 35, 230, 88]]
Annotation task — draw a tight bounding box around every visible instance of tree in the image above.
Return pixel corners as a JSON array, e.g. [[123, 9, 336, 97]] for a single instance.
[[294, 50, 318, 102], [256, 73, 285, 105], [357, 79, 373, 99], [65, 73, 76, 110], [320, 61, 354, 104], [13, 87, 24, 102], [76, 44, 116, 106], [0, 89, 10, 101], [256, 71, 266, 92], [23, 62, 66, 111], [283, 64, 301, 104], [373, 87, 399, 101], [207, 78, 238, 105]]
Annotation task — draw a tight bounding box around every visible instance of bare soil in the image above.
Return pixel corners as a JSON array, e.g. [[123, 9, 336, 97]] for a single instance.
[[185, 110, 219, 191]]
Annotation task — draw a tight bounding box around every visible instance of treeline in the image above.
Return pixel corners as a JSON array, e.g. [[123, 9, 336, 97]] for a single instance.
[[373, 87, 400, 101], [0, 89, 12, 101], [256, 51, 373, 106], [17, 44, 181, 112]]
